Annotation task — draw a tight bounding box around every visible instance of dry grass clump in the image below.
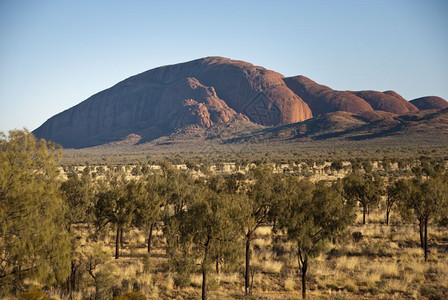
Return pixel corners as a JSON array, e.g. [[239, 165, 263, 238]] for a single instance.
[[189, 273, 202, 288], [335, 255, 360, 272], [252, 237, 271, 249], [216, 272, 239, 285], [284, 277, 295, 291], [260, 259, 283, 274], [255, 226, 272, 237]]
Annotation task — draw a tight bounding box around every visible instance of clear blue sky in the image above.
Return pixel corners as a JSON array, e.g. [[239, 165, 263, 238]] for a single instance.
[[1, 0, 447, 132]]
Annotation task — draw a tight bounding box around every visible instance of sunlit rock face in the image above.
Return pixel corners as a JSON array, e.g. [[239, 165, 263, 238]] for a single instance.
[[33, 56, 312, 148]]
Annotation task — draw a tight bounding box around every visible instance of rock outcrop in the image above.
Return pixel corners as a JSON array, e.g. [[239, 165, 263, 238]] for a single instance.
[[352, 90, 418, 114], [34, 57, 312, 148], [34, 56, 443, 149], [410, 96, 448, 110], [283, 76, 419, 116], [283, 75, 374, 116]]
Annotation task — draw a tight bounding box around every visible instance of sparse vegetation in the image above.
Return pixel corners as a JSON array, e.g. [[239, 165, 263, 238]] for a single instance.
[[1, 130, 448, 299]]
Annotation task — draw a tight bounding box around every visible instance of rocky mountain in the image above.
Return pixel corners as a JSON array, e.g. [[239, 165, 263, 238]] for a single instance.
[[410, 96, 448, 110], [282, 75, 419, 116], [283, 76, 374, 116], [33, 56, 447, 148], [34, 57, 312, 148], [351, 90, 418, 114]]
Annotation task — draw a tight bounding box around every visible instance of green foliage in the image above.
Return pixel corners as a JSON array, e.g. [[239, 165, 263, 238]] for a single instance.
[[343, 172, 383, 224], [396, 177, 448, 224], [165, 178, 244, 299], [83, 243, 116, 300], [95, 173, 140, 258], [395, 174, 448, 260], [280, 180, 355, 258], [277, 179, 355, 298], [95, 179, 138, 230], [242, 165, 284, 294], [136, 173, 164, 224], [61, 167, 95, 226], [0, 130, 70, 291]]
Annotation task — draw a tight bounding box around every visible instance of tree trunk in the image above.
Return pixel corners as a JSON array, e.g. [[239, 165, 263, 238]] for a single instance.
[[115, 225, 120, 259], [202, 265, 207, 300], [120, 228, 124, 248], [424, 217, 428, 262], [245, 233, 251, 295], [298, 247, 308, 299], [301, 261, 307, 299], [147, 222, 154, 253], [362, 204, 367, 225], [418, 219, 424, 250], [202, 239, 210, 300], [386, 207, 390, 226], [69, 261, 76, 299], [94, 280, 100, 300]]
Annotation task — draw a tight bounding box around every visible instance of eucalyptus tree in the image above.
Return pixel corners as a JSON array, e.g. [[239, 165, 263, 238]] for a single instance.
[[396, 176, 448, 261], [159, 161, 193, 215], [160, 162, 197, 286], [242, 165, 283, 295], [166, 181, 243, 300], [133, 172, 165, 253], [164, 171, 246, 297], [343, 172, 382, 224], [60, 166, 97, 296], [384, 179, 404, 225], [206, 173, 248, 275], [0, 130, 70, 292], [95, 174, 140, 259], [277, 179, 355, 299], [60, 166, 96, 229]]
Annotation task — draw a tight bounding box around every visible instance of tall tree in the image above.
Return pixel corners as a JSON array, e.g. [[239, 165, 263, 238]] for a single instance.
[[396, 176, 448, 261], [167, 183, 243, 300], [60, 168, 96, 297], [384, 179, 403, 225], [0, 130, 70, 292], [206, 173, 247, 275], [161, 162, 196, 286], [243, 165, 281, 295], [133, 172, 164, 254], [277, 179, 355, 299], [95, 175, 139, 259], [60, 167, 95, 229], [343, 172, 382, 224]]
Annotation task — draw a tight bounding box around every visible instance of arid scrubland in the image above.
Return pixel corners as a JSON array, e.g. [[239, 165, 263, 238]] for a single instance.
[[36, 216, 448, 300], [2, 130, 448, 300]]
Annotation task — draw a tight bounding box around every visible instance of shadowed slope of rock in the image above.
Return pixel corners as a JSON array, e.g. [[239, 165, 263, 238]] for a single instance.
[[34, 75, 242, 147], [352, 90, 418, 114], [410, 96, 448, 110], [231, 109, 448, 143], [283, 76, 374, 116], [33, 57, 312, 148]]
